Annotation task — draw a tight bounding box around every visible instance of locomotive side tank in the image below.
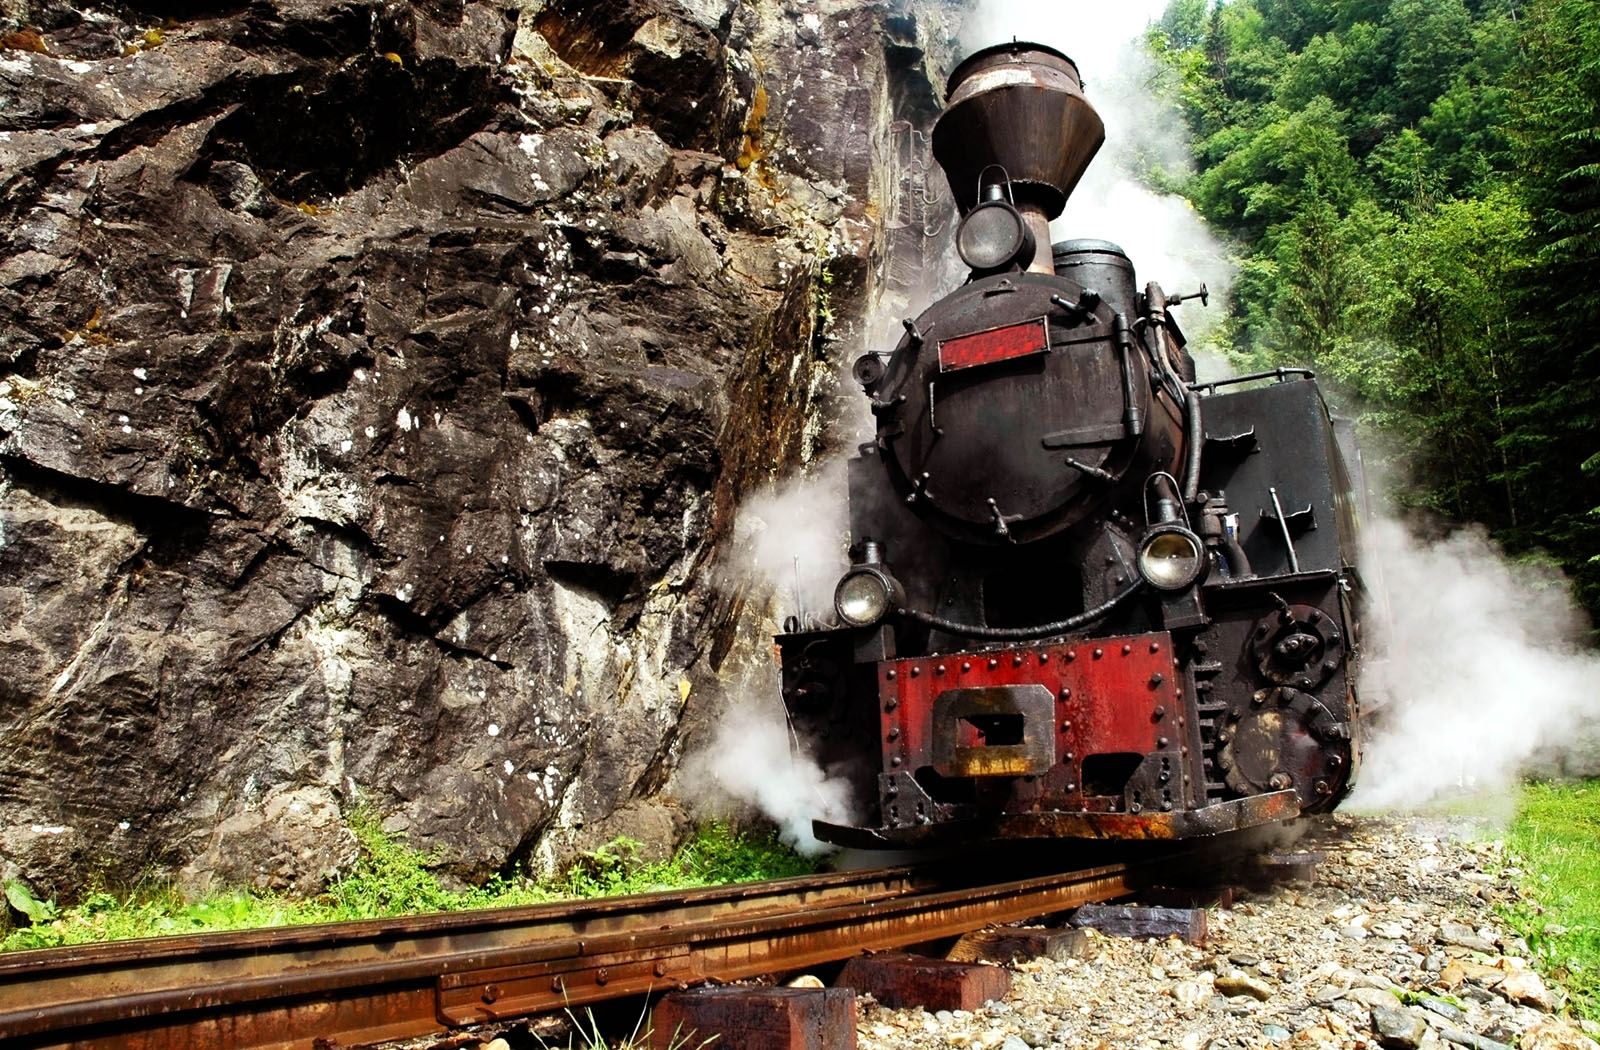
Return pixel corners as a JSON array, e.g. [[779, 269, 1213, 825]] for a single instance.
[[779, 42, 1364, 847]]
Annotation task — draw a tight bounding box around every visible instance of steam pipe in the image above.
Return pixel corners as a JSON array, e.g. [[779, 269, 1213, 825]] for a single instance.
[[1131, 314, 1200, 499], [1223, 532, 1253, 578], [1183, 386, 1203, 502], [901, 579, 1144, 641], [1113, 314, 1144, 437]]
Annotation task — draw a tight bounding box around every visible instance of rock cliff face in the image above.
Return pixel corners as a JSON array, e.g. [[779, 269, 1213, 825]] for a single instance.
[[0, 0, 963, 896]]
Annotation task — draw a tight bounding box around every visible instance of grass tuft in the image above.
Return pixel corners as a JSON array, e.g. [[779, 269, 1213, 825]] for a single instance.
[[1501, 779, 1600, 1024], [324, 809, 464, 917], [555, 823, 816, 899]]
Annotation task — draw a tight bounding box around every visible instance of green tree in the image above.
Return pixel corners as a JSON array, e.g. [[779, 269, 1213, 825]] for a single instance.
[[1194, 97, 1360, 237], [1160, 0, 1210, 50], [1254, 0, 1336, 48], [1364, 129, 1446, 214], [1275, 21, 1394, 121], [1390, 0, 1476, 123], [1502, 0, 1600, 608], [1379, 194, 1527, 522]]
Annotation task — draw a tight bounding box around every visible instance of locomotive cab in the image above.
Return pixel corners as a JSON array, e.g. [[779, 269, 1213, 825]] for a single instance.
[[777, 42, 1363, 848]]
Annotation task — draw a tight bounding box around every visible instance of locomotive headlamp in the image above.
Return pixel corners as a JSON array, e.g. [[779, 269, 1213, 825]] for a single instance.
[[956, 199, 1036, 273], [835, 566, 902, 628], [1137, 524, 1207, 591]]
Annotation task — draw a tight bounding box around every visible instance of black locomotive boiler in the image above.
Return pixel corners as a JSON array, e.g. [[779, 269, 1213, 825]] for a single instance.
[[778, 42, 1366, 847]]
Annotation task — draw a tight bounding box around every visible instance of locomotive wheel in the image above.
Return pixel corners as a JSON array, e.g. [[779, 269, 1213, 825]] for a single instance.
[[1216, 687, 1351, 811]]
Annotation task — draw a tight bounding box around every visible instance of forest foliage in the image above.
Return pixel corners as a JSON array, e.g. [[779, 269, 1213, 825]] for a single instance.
[[1146, 0, 1600, 615]]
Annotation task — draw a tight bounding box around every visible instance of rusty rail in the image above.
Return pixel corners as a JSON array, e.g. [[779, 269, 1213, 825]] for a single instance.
[[0, 854, 1171, 1050]]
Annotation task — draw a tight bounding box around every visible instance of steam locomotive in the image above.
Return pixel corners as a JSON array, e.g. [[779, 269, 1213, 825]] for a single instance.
[[778, 42, 1366, 847]]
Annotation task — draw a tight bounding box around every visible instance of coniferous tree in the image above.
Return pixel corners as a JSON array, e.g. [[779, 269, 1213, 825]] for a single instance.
[[1504, 0, 1600, 608]]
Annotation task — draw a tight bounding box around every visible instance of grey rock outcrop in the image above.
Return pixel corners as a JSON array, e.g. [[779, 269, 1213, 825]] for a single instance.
[[0, 0, 965, 897]]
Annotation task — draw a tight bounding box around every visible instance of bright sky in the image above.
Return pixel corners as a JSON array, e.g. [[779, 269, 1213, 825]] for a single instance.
[[958, 0, 1174, 83]]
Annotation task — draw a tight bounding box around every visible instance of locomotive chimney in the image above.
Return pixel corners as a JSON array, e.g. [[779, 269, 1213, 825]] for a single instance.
[[932, 42, 1105, 276]]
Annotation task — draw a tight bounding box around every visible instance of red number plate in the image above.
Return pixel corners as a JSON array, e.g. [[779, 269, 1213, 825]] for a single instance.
[[937, 317, 1051, 372]]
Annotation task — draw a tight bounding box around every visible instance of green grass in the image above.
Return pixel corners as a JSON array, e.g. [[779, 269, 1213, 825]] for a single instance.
[[0, 817, 817, 953], [1404, 787, 1523, 826], [1502, 779, 1600, 1024]]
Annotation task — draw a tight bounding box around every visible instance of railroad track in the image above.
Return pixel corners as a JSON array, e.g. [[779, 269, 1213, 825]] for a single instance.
[[0, 852, 1192, 1050]]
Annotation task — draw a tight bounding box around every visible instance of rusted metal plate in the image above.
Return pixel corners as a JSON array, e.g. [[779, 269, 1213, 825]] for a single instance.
[[930, 684, 1055, 777], [993, 789, 1300, 840], [815, 789, 1300, 848], [882, 634, 1179, 773], [879, 633, 1185, 813], [836, 953, 1009, 1011]]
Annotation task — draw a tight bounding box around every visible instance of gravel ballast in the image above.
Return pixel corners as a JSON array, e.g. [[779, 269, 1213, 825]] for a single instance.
[[853, 815, 1600, 1050]]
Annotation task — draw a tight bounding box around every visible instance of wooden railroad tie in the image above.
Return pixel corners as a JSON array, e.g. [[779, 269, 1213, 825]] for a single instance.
[[1070, 903, 1210, 945], [650, 985, 857, 1050], [836, 952, 1011, 1011]]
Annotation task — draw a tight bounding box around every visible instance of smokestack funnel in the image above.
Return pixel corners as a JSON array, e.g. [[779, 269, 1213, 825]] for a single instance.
[[931, 42, 1105, 220]]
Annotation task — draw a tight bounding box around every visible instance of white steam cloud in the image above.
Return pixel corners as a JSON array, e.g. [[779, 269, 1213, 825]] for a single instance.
[[720, 466, 851, 627], [677, 689, 860, 856], [680, 473, 856, 855], [1350, 519, 1600, 813]]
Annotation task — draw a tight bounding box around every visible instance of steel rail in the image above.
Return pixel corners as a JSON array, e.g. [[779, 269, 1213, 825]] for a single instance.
[[0, 855, 1170, 1050]]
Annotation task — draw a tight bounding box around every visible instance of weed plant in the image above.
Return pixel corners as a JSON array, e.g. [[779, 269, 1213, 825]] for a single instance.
[[534, 1003, 717, 1050], [1501, 779, 1600, 1024], [0, 818, 816, 953]]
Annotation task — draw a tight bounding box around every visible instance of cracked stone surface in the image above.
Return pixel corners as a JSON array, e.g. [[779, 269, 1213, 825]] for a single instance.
[[0, 0, 965, 897]]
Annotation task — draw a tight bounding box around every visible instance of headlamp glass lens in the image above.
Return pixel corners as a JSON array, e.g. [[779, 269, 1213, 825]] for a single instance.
[[957, 204, 1024, 270], [836, 570, 891, 626], [1138, 529, 1204, 590]]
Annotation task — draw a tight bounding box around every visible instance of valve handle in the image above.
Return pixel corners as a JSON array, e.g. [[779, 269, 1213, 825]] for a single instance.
[[1166, 283, 1209, 308]]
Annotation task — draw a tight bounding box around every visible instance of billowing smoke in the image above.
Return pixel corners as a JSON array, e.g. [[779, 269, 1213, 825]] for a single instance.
[[1349, 518, 1600, 814], [719, 465, 852, 630], [676, 471, 857, 855], [676, 680, 860, 856], [957, 0, 1233, 345]]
